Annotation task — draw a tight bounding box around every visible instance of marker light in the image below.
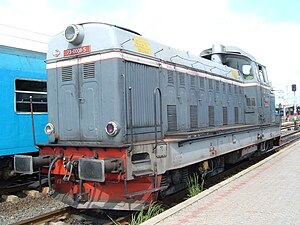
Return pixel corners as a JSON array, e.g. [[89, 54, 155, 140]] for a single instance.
[[105, 121, 119, 136], [44, 123, 55, 135], [64, 24, 85, 45]]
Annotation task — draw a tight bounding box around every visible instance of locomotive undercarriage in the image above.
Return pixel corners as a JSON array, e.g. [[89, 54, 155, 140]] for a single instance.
[[0, 157, 15, 180], [14, 124, 278, 210]]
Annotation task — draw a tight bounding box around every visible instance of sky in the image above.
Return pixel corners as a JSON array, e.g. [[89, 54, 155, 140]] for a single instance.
[[0, 0, 299, 105]]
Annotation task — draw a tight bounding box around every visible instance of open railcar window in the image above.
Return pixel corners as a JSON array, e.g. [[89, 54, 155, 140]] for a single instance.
[[15, 79, 47, 113]]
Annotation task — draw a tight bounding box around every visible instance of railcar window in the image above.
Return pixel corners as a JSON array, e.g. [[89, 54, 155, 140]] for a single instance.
[[15, 79, 47, 113]]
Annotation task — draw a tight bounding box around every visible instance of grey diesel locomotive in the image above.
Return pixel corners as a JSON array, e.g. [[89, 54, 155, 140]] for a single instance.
[[15, 22, 281, 210]]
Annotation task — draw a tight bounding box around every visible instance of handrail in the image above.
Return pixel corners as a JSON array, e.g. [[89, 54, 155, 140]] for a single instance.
[[153, 87, 163, 152], [128, 87, 134, 154]]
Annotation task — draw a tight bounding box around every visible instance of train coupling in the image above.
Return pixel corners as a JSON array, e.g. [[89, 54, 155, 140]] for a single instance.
[[14, 155, 54, 174]]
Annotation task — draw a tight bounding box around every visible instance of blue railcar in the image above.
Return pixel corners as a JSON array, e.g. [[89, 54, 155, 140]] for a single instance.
[[0, 45, 47, 179]]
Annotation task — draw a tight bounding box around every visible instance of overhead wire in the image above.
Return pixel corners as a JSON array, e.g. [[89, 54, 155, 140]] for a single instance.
[[0, 33, 48, 44], [0, 23, 51, 37]]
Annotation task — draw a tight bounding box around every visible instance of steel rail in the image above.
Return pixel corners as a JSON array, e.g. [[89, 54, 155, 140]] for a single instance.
[[14, 206, 72, 225]]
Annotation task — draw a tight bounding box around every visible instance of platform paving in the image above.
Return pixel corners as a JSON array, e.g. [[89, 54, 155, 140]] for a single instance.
[[142, 141, 300, 225]]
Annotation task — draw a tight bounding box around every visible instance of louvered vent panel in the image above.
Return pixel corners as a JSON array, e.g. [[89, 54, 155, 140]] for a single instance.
[[62, 66, 72, 82], [200, 77, 205, 89], [191, 76, 195, 87], [83, 63, 95, 79], [179, 73, 185, 85], [234, 107, 239, 124], [167, 105, 177, 131], [223, 82, 226, 92], [190, 105, 198, 129], [168, 71, 174, 84], [216, 81, 220, 91], [209, 79, 213, 90], [223, 107, 228, 125], [246, 98, 251, 106], [208, 106, 214, 127]]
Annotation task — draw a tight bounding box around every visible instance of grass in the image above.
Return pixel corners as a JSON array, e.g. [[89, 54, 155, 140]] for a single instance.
[[110, 173, 205, 224], [130, 203, 165, 225], [187, 173, 205, 198]]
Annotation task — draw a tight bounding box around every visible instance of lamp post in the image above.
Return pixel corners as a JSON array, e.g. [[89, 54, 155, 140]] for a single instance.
[[292, 84, 297, 129]]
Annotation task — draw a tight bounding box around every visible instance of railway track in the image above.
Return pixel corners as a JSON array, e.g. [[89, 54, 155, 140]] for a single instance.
[[3, 128, 300, 225], [0, 174, 48, 195], [14, 206, 72, 225]]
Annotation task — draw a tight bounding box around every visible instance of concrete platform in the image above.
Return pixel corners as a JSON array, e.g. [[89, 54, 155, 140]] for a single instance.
[[142, 141, 300, 225]]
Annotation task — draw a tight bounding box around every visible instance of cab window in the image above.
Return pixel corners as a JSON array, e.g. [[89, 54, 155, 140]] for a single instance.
[[224, 56, 254, 80], [257, 64, 268, 84]]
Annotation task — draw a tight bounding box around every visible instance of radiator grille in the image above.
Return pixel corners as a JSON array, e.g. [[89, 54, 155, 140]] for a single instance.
[[246, 97, 251, 106], [234, 107, 239, 124], [200, 77, 205, 89], [190, 76, 195, 87], [223, 82, 226, 93], [179, 73, 185, 85], [61, 66, 72, 82], [208, 106, 214, 127], [168, 71, 174, 84], [83, 63, 95, 79], [216, 81, 220, 92], [223, 107, 228, 125], [167, 105, 177, 131], [190, 105, 198, 129], [208, 79, 213, 90]]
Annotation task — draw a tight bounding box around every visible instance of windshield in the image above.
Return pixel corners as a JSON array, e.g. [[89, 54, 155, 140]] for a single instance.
[[224, 56, 254, 80]]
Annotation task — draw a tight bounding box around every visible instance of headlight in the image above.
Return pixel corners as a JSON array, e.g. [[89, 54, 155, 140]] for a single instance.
[[105, 122, 119, 136], [44, 123, 55, 135], [64, 24, 84, 45]]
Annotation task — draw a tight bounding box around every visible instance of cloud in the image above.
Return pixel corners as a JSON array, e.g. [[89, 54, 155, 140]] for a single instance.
[[0, 0, 299, 104], [128, 0, 300, 104]]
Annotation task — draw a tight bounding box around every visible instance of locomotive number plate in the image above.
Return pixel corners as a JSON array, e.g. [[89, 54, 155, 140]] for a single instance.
[[64, 45, 91, 56]]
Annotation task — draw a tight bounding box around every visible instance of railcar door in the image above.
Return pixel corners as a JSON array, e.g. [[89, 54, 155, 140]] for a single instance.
[[58, 63, 80, 140], [57, 61, 100, 141], [257, 64, 271, 123], [79, 62, 100, 140]]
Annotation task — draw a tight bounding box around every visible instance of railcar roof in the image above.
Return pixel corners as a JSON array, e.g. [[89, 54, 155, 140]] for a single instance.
[[0, 44, 46, 57], [47, 22, 264, 83]]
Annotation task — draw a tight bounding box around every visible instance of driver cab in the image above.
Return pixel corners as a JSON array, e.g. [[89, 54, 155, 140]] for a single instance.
[[224, 55, 269, 85]]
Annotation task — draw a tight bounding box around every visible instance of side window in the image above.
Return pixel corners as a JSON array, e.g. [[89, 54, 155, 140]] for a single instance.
[[242, 65, 254, 80], [257, 64, 268, 84], [15, 79, 47, 113]]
